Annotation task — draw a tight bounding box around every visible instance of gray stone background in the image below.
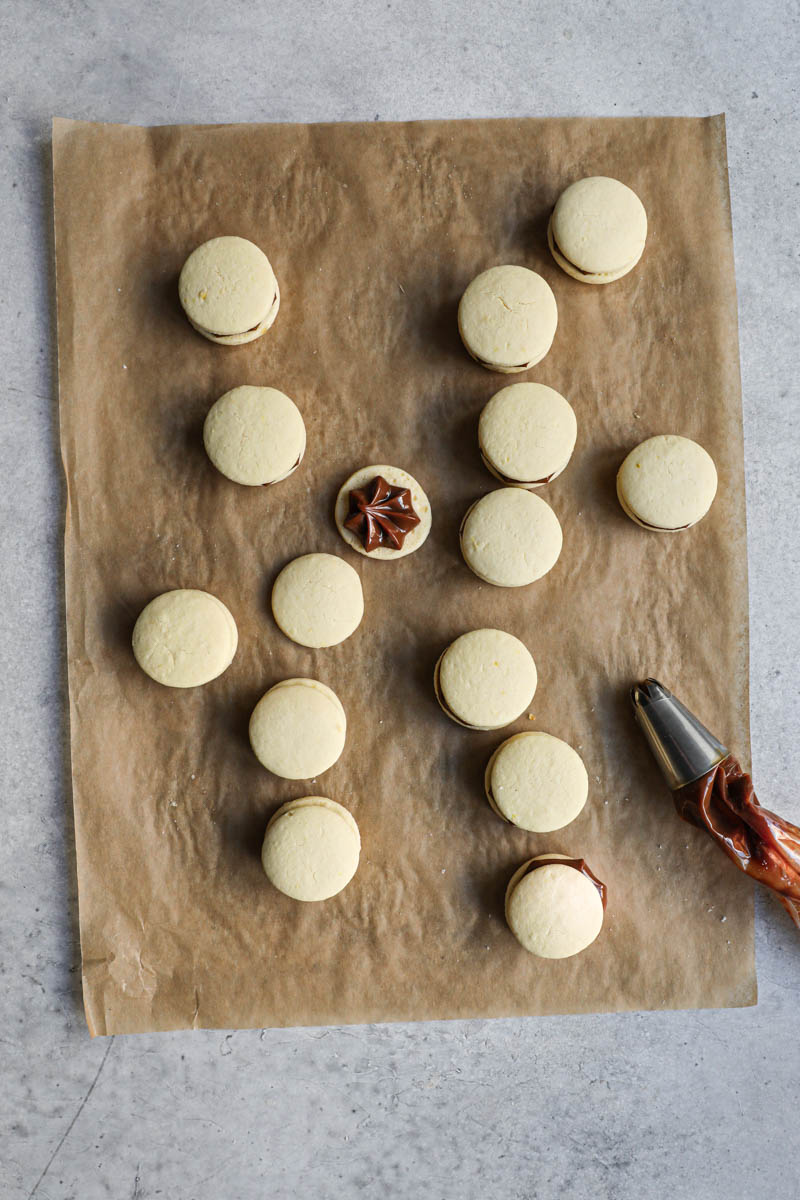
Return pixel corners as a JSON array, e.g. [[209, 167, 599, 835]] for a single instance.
[[2, 1, 799, 1196]]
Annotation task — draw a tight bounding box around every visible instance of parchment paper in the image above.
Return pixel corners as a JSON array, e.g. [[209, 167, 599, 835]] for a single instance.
[[53, 115, 754, 1036]]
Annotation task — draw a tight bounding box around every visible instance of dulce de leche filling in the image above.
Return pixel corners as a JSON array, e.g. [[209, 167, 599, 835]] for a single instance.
[[344, 475, 420, 552], [480, 449, 560, 488], [261, 448, 303, 487], [519, 857, 607, 909], [633, 517, 693, 532], [473, 353, 533, 370]]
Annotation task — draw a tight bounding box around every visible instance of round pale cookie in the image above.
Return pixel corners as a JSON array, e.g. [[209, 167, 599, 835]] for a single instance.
[[434, 628, 537, 731], [505, 854, 606, 958], [132, 589, 238, 688], [203, 386, 306, 487], [334, 464, 432, 560], [178, 236, 280, 344], [271, 554, 364, 648], [616, 435, 718, 532], [249, 678, 346, 780], [261, 796, 361, 901], [458, 265, 558, 373], [479, 382, 577, 488], [548, 177, 647, 284], [460, 488, 563, 588], [485, 732, 589, 832]]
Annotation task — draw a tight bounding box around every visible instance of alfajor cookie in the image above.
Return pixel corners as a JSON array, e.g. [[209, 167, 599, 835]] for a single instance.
[[132, 589, 237, 688], [271, 553, 364, 648], [249, 678, 346, 780], [458, 265, 558, 373], [335, 464, 432, 559], [204, 386, 305, 487], [434, 628, 537, 731], [616, 435, 718, 532], [505, 854, 606, 958], [548, 176, 647, 284], [179, 236, 280, 344], [485, 732, 589, 832], [261, 796, 360, 901], [479, 382, 577, 488], [460, 488, 563, 588]]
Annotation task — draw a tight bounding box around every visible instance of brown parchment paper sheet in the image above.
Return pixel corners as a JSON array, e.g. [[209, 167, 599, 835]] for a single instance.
[[53, 115, 754, 1036]]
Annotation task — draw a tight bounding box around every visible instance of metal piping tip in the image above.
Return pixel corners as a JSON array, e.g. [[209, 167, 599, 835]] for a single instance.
[[630, 678, 728, 791]]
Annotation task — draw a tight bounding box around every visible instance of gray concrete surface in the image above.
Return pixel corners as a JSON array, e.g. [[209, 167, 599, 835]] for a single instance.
[[2, 1, 799, 1197]]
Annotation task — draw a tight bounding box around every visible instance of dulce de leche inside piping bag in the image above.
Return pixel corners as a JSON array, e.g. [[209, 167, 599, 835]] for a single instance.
[[631, 679, 800, 931]]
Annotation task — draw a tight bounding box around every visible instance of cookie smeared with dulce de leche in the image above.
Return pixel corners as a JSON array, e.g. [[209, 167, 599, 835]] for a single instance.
[[334, 463, 433, 559]]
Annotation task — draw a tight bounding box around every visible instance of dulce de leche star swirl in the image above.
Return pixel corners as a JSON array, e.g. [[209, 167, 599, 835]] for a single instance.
[[344, 475, 421, 552]]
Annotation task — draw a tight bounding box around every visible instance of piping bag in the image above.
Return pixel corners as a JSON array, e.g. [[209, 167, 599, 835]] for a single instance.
[[631, 679, 800, 931]]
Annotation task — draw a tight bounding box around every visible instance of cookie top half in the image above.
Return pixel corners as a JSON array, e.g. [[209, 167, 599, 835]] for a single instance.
[[132, 589, 238, 688], [272, 553, 364, 648]]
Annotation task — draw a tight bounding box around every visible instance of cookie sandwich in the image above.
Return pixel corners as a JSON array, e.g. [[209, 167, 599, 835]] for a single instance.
[[505, 854, 607, 958], [460, 488, 562, 588], [458, 265, 558, 373], [204, 386, 305, 487], [479, 382, 577, 488], [548, 176, 647, 284], [249, 678, 346, 780], [262, 797, 360, 901], [179, 236, 280, 344], [485, 732, 589, 832], [132, 589, 237, 688], [434, 628, 537, 731], [616, 434, 717, 531]]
